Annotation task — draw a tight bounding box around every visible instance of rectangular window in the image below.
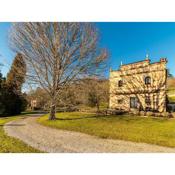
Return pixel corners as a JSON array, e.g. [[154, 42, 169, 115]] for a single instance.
[[130, 97, 137, 108], [145, 96, 151, 105], [118, 80, 123, 87], [153, 94, 159, 110]]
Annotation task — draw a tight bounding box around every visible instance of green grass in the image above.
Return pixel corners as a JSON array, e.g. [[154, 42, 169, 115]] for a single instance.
[[38, 112, 175, 148], [167, 87, 175, 102], [0, 116, 41, 153], [168, 96, 175, 103]]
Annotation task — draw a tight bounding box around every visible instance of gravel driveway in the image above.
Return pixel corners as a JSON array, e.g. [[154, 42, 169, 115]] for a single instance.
[[4, 115, 175, 153]]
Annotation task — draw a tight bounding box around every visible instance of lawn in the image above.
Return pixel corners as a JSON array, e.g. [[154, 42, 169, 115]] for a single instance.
[[167, 88, 175, 103], [0, 116, 40, 153], [168, 96, 175, 103], [38, 112, 175, 148]]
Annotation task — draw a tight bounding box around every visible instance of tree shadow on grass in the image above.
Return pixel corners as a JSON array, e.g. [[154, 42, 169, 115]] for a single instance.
[[22, 111, 48, 115], [0, 124, 25, 127], [55, 115, 118, 121], [55, 115, 109, 121]]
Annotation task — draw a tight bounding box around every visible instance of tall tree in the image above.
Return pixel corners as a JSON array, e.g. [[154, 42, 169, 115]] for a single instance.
[[6, 53, 26, 93], [0, 54, 27, 116], [1, 84, 27, 116], [10, 22, 108, 120], [27, 87, 50, 110], [0, 72, 6, 115]]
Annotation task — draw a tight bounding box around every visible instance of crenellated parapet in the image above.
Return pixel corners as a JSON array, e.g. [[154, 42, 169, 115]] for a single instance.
[[109, 57, 167, 112]]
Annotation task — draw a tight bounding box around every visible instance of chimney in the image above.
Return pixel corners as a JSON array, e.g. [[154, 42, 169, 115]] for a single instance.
[[145, 54, 150, 63], [160, 58, 167, 63]]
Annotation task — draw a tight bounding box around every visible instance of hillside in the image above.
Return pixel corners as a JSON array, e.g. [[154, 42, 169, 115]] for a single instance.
[[167, 77, 175, 103]]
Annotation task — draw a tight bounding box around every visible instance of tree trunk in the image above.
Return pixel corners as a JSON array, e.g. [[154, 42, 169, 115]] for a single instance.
[[49, 98, 56, 120], [96, 101, 100, 112]]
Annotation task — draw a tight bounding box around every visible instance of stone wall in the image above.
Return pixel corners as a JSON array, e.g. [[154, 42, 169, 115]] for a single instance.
[[109, 58, 167, 112]]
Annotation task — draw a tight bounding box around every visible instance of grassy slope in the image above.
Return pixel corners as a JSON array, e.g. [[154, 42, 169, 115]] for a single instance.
[[167, 78, 175, 102], [0, 116, 40, 153], [38, 112, 175, 148]]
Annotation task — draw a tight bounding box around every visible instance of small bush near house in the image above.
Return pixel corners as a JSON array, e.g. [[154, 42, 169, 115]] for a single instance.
[[146, 111, 153, 117], [139, 111, 145, 116]]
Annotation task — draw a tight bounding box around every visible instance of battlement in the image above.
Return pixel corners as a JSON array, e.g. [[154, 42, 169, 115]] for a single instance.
[[109, 56, 168, 113]]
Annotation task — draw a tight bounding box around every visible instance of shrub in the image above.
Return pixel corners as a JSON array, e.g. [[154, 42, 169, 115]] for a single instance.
[[107, 109, 126, 115], [139, 111, 145, 116], [162, 112, 171, 118], [132, 110, 140, 115], [146, 111, 153, 117], [154, 113, 160, 117], [168, 113, 174, 118]]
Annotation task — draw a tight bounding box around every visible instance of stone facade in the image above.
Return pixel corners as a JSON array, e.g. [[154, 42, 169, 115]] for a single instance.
[[31, 99, 37, 109], [109, 57, 167, 112]]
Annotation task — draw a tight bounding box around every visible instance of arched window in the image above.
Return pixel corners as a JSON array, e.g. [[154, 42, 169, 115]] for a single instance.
[[145, 76, 151, 85]]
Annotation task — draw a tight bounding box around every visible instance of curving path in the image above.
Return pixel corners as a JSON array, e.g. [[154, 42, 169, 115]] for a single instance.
[[4, 115, 175, 153]]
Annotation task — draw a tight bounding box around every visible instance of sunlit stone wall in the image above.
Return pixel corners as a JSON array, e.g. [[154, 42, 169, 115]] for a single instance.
[[109, 58, 167, 112]]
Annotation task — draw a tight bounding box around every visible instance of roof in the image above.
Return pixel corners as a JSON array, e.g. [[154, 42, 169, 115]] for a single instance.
[[120, 59, 149, 66], [110, 57, 167, 72]]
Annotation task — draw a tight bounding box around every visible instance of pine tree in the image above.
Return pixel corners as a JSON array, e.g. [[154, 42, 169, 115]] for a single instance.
[[0, 54, 27, 116], [6, 53, 26, 93], [0, 72, 6, 115]]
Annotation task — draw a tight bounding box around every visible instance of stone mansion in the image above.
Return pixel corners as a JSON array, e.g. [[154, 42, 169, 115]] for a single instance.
[[109, 56, 167, 112]]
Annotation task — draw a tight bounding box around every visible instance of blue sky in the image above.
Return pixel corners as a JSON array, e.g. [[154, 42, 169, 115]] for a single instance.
[[0, 22, 175, 77], [0, 22, 15, 76]]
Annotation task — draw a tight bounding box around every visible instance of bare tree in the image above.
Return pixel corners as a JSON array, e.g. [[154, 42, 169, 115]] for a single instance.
[[86, 78, 109, 111], [27, 87, 50, 110], [9, 23, 108, 120]]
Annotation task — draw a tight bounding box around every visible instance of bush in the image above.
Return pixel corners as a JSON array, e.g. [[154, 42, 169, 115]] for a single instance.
[[167, 105, 173, 112], [107, 109, 126, 115], [0, 86, 27, 117], [168, 113, 174, 118], [139, 111, 145, 116], [132, 110, 140, 115], [155, 112, 162, 117], [162, 112, 171, 118], [146, 111, 153, 117]]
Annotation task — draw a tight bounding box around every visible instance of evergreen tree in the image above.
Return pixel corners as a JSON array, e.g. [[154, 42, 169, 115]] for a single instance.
[[6, 53, 26, 93], [1, 85, 27, 116], [0, 54, 27, 116], [0, 73, 6, 115]]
